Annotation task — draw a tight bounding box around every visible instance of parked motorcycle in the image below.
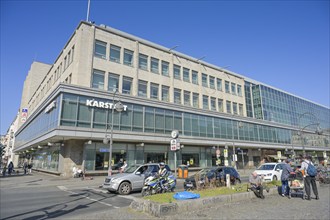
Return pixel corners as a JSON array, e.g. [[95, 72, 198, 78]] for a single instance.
[[141, 173, 176, 197]]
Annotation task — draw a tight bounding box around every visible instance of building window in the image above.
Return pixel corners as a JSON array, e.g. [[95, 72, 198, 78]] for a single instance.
[[161, 61, 169, 76], [150, 83, 159, 100], [233, 102, 238, 114], [151, 57, 159, 74], [225, 81, 230, 93], [192, 70, 198, 85], [231, 83, 236, 95], [122, 76, 132, 95], [174, 65, 181, 80], [217, 78, 222, 91], [203, 95, 209, 110], [110, 44, 121, 63], [124, 49, 134, 66], [237, 85, 242, 96], [139, 54, 148, 71], [162, 85, 169, 102], [193, 93, 199, 108], [210, 97, 216, 111], [209, 76, 215, 89], [202, 73, 208, 87], [138, 80, 147, 97], [108, 73, 119, 92], [94, 40, 106, 59], [239, 104, 244, 116], [226, 101, 232, 114], [184, 91, 191, 106], [183, 68, 190, 82], [218, 99, 224, 112], [174, 88, 181, 104], [92, 69, 105, 89]]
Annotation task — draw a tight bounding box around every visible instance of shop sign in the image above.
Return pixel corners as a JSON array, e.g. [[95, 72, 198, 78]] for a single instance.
[[100, 148, 109, 152], [86, 99, 128, 111], [277, 151, 282, 158]]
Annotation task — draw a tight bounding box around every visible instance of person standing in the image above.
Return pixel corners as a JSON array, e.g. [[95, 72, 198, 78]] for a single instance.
[[23, 160, 28, 175], [8, 161, 14, 175], [281, 159, 293, 198], [249, 171, 265, 199], [119, 160, 127, 173], [298, 155, 319, 200]]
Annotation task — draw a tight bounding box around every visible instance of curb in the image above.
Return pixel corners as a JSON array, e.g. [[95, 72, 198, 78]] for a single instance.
[[130, 187, 278, 217]]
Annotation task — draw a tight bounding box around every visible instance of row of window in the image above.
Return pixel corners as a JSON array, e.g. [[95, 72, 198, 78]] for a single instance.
[[92, 69, 244, 114], [29, 46, 75, 112], [59, 94, 292, 144], [94, 40, 242, 96]]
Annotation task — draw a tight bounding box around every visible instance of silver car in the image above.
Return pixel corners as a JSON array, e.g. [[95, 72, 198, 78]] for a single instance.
[[102, 163, 171, 195]]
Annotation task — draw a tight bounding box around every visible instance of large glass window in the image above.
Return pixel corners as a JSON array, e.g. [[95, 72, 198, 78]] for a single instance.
[[110, 44, 121, 63], [174, 88, 181, 104], [174, 65, 181, 80], [133, 105, 143, 131], [225, 81, 230, 93], [202, 73, 208, 87], [155, 109, 165, 133], [209, 76, 215, 89], [150, 57, 159, 74], [184, 91, 191, 106], [193, 93, 199, 108], [139, 54, 148, 70], [61, 94, 77, 126], [231, 83, 236, 95], [145, 107, 155, 133], [226, 101, 232, 114], [211, 97, 216, 111], [183, 68, 190, 82], [162, 85, 169, 102], [161, 61, 169, 76], [92, 69, 105, 89], [150, 83, 159, 100], [237, 85, 242, 96], [138, 80, 147, 98], [218, 99, 224, 112], [94, 40, 106, 59], [217, 78, 222, 91], [124, 49, 134, 66], [77, 96, 92, 127], [122, 76, 132, 95], [203, 95, 209, 110], [108, 73, 119, 92], [192, 70, 198, 85]]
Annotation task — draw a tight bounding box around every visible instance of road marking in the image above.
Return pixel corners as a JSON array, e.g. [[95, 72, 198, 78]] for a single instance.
[[57, 186, 119, 208]]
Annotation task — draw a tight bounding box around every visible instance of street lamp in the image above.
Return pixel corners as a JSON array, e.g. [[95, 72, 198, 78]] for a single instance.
[[103, 90, 124, 176], [297, 112, 323, 157]]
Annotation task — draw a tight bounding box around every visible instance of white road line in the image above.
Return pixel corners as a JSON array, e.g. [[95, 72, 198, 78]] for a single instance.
[[57, 185, 119, 208]]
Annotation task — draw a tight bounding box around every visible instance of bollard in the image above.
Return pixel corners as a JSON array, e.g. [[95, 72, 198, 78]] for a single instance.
[[226, 174, 231, 188]]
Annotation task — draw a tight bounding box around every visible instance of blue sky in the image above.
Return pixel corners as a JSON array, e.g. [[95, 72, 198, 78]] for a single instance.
[[1, 0, 329, 135]]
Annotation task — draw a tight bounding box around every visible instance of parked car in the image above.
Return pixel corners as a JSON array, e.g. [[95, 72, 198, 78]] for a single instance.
[[183, 166, 241, 190], [103, 163, 171, 195], [254, 162, 285, 181]]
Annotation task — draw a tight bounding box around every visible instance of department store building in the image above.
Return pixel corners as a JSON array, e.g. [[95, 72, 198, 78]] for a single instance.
[[14, 21, 330, 177]]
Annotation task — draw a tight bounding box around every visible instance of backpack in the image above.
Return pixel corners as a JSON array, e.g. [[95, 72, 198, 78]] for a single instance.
[[306, 161, 317, 177]]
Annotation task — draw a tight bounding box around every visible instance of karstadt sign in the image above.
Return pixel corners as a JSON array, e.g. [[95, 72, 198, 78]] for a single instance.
[[86, 99, 128, 111]]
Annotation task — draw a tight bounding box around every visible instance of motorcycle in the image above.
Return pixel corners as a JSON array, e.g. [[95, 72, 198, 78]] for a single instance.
[[141, 173, 176, 197]]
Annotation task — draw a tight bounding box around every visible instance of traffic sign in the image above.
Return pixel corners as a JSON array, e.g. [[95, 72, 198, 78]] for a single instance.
[[170, 139, 177, 151]]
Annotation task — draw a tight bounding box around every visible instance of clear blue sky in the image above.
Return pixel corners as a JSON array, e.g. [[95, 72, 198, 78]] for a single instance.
[[1, 0, 329, 135]]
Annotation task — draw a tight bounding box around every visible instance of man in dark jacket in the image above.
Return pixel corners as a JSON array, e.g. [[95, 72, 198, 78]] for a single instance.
[[281, 159, 293, 198]]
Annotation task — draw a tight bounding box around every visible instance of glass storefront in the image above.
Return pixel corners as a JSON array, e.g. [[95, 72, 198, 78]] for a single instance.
[[30, 146, 60, 172]]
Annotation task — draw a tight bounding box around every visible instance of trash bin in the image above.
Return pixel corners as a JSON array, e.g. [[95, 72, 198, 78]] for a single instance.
[[178, 165, 189, 179]]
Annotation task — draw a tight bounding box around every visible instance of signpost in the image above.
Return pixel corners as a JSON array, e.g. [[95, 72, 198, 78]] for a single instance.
[[171, 130, 179, 177]]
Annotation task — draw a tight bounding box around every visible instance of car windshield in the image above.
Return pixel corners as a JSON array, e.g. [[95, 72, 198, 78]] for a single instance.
[[257, 164, 275, 170], [124, 165, 140, 173]]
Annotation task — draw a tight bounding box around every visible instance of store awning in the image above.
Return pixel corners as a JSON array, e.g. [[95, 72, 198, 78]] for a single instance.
[[268, 155, 287, 160]]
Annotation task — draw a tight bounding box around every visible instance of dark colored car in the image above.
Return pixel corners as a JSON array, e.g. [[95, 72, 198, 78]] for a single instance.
[[184, 166, 241, 190]]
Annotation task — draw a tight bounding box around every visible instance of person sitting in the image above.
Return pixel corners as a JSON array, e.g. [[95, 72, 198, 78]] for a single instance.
[[119, 160, 127, 173], [249, 171, 265, 199], [157, 162, 168, 190]]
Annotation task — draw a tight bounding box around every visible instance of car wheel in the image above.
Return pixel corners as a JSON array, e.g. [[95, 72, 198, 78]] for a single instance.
[[273, 175, 277, 181], [118, 182, 132, 195]]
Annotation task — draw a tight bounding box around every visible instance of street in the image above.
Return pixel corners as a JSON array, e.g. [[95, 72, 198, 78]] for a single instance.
[[1, 171, 329, 220]]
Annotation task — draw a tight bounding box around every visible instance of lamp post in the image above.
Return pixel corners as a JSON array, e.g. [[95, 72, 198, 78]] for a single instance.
[[104, 90, 124, 176], [297, 112, 323, 157]]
